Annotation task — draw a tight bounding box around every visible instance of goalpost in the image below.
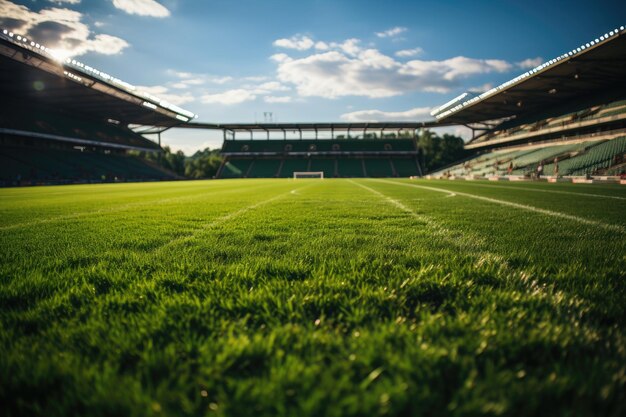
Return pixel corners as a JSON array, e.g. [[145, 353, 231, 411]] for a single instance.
[[293, 171, 324, 179]]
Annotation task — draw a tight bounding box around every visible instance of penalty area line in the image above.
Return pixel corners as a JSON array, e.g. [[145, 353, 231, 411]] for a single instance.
[[372, 179, 625, 234]]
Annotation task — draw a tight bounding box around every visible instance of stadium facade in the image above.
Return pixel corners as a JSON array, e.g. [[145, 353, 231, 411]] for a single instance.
[[1, 25, 625, 185]]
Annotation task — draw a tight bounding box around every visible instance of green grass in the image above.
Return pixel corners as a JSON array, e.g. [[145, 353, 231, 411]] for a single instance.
[[1, 178, 625, 417]]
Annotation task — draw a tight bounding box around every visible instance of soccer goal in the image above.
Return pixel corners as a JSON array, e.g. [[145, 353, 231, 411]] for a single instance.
[[293, 171, 324, 179]]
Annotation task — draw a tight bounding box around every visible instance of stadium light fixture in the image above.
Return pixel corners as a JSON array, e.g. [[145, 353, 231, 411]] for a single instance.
[[142, 101, 158, 110], [63, 70, 83, 82]]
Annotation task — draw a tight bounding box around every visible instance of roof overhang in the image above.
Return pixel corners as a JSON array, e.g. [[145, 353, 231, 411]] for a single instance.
[[0, 29, 196, 127], [177, 121, 454, 132], [431, 26, 626, 124]]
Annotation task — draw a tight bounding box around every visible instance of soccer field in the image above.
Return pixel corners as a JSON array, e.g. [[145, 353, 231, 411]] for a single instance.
[[1, 179, 625, 416]]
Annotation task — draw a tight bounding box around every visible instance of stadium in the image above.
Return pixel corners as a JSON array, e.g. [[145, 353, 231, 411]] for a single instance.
[[1, 3, 625, 417], [2, 25, 625, 184]]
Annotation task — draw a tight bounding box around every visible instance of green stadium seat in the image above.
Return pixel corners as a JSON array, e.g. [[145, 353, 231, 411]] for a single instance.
[[310, 158, 336, 177], [364, 158, 394, 177], [0, 146, 176, 183], [337, 159, 365, 177], [279, 159, 310, 177], [392, 158, 419, 177], [221, 159, 253, 178], [248, 159, 281, 178]]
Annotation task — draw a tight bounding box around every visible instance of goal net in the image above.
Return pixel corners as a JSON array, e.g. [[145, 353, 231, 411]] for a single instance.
[[293, 171, 324, 179]]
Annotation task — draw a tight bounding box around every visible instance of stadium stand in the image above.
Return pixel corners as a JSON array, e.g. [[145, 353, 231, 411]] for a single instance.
[[1, 28, 195, 186], [0, 144, 176, 186], [217, 138, 421, 178], [429, 26, 626, 181]]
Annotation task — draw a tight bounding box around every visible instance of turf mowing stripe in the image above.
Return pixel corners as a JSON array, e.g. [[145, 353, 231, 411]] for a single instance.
[[432, 181, 626, 201], [348, 179, 507, 264], [153, 183, 319, 254], [0, 181, 284, 231], [373, 179, 626, 234]]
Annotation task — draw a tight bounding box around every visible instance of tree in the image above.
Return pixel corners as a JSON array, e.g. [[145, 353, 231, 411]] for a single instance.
[[417, 130, 468, 173], [184, 148, 223, 179], [131, 146, 222, 178]]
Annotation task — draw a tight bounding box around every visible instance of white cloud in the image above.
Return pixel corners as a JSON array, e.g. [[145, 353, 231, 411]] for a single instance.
[[82, 34, 129, 55], [395, 47, 423, 58], [136, 85, 195, 106], [255, 81, 290, 92], [430, 125, 472, 141], [112, 0, 170, 18], [201, 89, 257, 105], [47, 0, 81, 4], [315, 41, 329, 50], [273, 46, 515, 98], [468, 83, 494, 93], [270, 53, 292, 63], [194, 80, 291, 106], [243, 75, 269, 82], [159, 71, 290, 106], [517, 57, 543, 69], [211, 76, 234, 85], [376, 26, 407, 38], [401, 56, 512, 86], [0, 0, 128, 59], [273, 34, 364, 56], [340, 107, 433, 122], [264, 96, 292, 103], [166, 70, 234, 87], [332, 38, 361, 56], [273, 35, 315, 51]]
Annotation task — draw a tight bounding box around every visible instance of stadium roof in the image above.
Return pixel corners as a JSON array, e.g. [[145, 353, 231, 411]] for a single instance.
[[0, 29, 196, 127], [431, 25, 626, 124], [178, 121, 453, 133]]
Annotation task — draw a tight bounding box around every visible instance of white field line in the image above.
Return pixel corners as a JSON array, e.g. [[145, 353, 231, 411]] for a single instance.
[[373, 179, 626, 234], [155, 184, 316, 253], [0, 182, 281, 231], [439, 181, 626, 201], [347, 179, 505, 263], [351, 180, 582, 306]]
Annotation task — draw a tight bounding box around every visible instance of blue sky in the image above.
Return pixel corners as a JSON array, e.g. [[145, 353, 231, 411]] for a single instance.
[[1, 0, 625, 153]]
